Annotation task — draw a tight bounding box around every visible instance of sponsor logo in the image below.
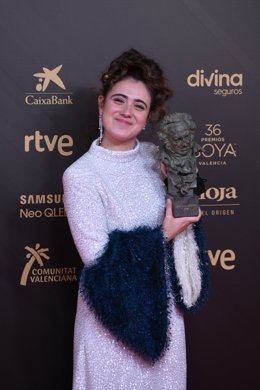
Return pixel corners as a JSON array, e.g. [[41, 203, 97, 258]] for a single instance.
[[200, 186, 239, 217], [24, 130, 73, 156], [25, 64, 73, 105], [208, 248, 236, 270], [197, 124, 237, 166], [33, 65, 66, 92], [25, 95, 73, 105], [19, 193, 66, 219], [20, 244, 77, 286], [187, 69, 243, 96]]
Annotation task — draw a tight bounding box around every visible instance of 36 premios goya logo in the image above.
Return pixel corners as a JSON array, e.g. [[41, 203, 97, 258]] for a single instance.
[[20, 243, 77, 286], [25, 64, 73, 105], [187, 69, 243, 97], [197, 123, 237, 166]]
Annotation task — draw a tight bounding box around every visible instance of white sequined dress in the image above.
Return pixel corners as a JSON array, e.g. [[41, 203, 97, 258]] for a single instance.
[[63, 138, 186, 390]]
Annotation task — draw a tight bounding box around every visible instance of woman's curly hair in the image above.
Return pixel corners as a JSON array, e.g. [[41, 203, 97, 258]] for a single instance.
[[100, 48, 173, 122]]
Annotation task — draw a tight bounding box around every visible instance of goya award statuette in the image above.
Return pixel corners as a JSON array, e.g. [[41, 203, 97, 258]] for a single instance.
[[158, 112, 205, 218]]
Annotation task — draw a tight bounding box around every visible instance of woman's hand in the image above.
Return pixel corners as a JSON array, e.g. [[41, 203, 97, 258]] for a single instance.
[[161, 162, 167, 177], [162, 198, 201, 241]]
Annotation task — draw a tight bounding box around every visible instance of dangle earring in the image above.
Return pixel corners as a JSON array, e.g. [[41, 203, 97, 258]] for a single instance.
[[99, 113, 103, 145]]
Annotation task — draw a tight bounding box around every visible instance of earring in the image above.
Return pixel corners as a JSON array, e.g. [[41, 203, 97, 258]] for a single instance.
[[99, 113, 103, 144], [142, 125, 146, 131]]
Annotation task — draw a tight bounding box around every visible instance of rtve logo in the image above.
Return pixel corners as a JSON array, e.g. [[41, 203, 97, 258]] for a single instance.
[[24, 130, 73, 156], [208, 249, 236, 270]]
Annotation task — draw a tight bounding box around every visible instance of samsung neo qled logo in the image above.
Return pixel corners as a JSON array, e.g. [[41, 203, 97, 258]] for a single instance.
[[19, 193, 66, 219]]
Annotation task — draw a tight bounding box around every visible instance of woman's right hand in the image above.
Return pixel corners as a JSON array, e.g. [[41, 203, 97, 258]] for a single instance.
[[162, 198, 201, 241]]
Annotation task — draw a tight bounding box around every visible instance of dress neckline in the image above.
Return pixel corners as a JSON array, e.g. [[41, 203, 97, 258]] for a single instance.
[[89, 138, 140, 162]]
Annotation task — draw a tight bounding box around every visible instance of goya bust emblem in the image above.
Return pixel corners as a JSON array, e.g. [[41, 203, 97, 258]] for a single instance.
[[158, 112, 203, 217]]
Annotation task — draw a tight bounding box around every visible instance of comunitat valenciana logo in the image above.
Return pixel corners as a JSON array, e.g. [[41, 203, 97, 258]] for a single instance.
[[187, 69, 243, 96], [197, 123, 237, 166], [20, 243, 77, 286], [25, 64, 73, 105], [19, 193, 66, 219]]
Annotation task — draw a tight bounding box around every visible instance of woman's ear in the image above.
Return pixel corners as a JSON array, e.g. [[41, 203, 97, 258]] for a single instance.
[[98, 95, 104, 113], [147, 111, 156, 123]]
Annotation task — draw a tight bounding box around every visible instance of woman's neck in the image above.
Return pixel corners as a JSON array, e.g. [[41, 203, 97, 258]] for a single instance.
[[100, 136, 137, 151]]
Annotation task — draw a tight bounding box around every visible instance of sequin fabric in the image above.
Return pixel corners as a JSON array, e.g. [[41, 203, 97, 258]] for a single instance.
[[63, 138, 187, 390]]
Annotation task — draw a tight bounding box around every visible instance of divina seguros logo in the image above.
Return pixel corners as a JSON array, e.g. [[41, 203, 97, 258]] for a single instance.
[[20, 243, 77, 286], [187, 69, 243, 96], [25, 64, 73, 105]]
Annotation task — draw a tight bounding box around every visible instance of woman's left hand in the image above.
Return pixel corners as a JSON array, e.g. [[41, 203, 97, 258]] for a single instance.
[[162, 198, 201, 241]]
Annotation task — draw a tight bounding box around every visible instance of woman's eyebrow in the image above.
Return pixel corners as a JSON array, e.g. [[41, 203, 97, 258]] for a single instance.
[[111, 93, 148, 108]]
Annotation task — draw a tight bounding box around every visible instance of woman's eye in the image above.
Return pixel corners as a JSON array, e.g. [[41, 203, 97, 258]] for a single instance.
[[113, 97, 125, 104], [134, 103, 145, 111]]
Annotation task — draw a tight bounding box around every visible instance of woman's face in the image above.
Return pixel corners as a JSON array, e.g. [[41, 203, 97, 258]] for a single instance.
[[98, 77, 152, 150]]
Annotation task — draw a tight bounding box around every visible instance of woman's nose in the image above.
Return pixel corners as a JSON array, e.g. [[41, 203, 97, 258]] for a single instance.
[[121, 102, 132, 117]]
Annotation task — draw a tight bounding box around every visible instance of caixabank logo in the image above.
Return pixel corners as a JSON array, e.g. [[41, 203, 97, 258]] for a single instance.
[[197, 123, 237, 166], [25, 64, 73, 105], [187, 69, 243, 96], [20, 243, 78, 286], [200, 185, 240, 217], [19, 193, 65, 219]]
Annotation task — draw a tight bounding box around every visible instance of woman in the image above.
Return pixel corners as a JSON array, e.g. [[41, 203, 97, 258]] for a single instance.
[[63, 49, 208, 390]]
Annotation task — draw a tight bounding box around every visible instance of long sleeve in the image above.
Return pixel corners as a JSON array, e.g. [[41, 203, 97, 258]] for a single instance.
[[168, 220, 209, 312], [79, 226, 169, 363], [63, 168, 109, 265]]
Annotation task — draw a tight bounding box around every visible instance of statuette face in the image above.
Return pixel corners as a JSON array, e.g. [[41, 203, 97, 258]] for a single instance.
[[158, 112, 204, 217], [167, 127, 192, 157]]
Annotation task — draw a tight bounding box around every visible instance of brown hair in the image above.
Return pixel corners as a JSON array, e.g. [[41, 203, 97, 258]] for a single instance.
[[100, 48, 173, 121]]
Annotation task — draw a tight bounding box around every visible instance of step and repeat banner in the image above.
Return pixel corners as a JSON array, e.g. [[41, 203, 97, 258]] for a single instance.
[[1, 1, 259, 389]]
